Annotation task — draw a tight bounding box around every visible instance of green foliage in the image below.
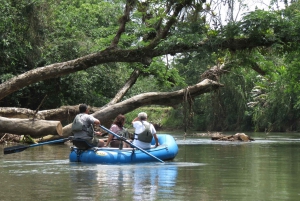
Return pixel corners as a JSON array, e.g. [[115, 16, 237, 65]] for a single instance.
[[44, 0, 122, 62], [126, 58, 186, 98], [0, 0, 49, 107], [241, 10, 278, 40], [188, 66, 258, 132], [0, 0, 45, 72], [246, 47, 300, 132], [39, 63, 129, 108], [2, 0, 300, 133], [0, 0, 128, 109], [222, 22, 242, 39], [148, 58, 186, 88], [241, 4, 300, 44]]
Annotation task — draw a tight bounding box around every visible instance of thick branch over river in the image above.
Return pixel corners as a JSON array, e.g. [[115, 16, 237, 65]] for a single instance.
[[0, 79, 222, 138]]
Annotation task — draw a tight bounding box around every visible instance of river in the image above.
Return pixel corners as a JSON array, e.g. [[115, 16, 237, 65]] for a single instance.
[[1, 132, 300, 201]]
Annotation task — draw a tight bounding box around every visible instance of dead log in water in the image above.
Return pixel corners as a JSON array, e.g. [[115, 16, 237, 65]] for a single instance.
[[0, 116, 63, 137], [211, 133, 254, 142]]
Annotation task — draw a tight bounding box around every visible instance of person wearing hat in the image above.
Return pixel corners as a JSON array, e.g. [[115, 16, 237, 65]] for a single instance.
[[132, 112, 159, 149]]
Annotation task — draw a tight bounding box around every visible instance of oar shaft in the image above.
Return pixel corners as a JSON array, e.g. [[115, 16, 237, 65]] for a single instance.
[[29, 138, 68, 147], [4, 137, 72, 155], [100, 125, 164, 163]]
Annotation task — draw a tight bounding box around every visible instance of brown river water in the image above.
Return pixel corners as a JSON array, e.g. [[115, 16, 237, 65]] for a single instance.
[[1, 132, 300, 201]]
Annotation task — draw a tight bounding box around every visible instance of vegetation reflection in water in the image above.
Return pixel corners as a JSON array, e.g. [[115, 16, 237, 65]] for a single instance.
[[68, 162, 204, 200]]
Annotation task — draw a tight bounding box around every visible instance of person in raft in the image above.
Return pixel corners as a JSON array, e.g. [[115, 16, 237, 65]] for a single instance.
[[132, 112, 159, 149], [104, 114, 131, 148], [72, 104, 105, 147]]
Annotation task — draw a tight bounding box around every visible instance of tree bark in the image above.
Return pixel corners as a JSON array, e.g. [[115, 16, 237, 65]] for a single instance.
[[0, 117, 63, 137]]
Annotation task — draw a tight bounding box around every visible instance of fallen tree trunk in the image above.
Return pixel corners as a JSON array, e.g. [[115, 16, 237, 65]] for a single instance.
[[0, 79, 222, 139], [0, 117, 63, 137], [62, 79, 222, 137]]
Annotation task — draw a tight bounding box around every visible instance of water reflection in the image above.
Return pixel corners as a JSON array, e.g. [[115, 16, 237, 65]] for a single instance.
[[131, 164, 176, 200], [68, 162, 201, 200], [69, 163, 178, 200]]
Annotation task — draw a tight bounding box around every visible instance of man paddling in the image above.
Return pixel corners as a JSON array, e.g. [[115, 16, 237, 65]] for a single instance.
[[72, 104, 105, 147]]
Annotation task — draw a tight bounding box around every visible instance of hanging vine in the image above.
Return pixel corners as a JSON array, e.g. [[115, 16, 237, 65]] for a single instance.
[[183, 87, 194, 133]]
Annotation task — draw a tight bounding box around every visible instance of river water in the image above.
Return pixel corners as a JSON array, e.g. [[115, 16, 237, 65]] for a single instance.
[[1, 132, 300, 201]]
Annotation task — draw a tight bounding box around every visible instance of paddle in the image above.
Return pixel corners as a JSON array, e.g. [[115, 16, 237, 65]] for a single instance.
[[4, 137, 73, 155], [99, 125, 164, 163]]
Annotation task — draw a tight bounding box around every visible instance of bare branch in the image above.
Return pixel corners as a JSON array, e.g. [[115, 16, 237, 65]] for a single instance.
[[110, 0, 135, 47], [104, 69, 141, 106], [149, 2, 186, 48]]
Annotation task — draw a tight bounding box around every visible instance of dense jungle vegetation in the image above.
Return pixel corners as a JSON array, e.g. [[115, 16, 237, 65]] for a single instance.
[[1, 0, 300, 133]]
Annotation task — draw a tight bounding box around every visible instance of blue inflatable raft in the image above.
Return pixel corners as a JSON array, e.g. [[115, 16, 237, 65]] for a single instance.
[[69, 134, 178, 164]]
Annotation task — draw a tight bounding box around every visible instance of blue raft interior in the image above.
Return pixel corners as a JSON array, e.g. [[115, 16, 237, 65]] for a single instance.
[[69, 134, 178, 164]]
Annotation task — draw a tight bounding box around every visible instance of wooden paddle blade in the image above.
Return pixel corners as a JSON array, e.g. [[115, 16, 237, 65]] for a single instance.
[[4, 145, 29, 155]]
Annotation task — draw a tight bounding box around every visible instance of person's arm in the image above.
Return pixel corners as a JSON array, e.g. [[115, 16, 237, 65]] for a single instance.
[[150, 124, 159, 147], [153, 133, 159, 147], [104, 134, 113, 147], [94, 119, 100, 125], [92, 118, 101, 135], [132, 116, 139, 123]]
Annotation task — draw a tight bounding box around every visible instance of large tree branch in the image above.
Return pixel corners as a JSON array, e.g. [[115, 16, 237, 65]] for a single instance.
[[63, 78, 223, 136], [151, 37, 287, 57], [0, 79, 223, 137], [0, 34, 295, 101]]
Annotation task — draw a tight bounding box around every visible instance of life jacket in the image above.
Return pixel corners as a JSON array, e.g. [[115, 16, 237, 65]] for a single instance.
[[72, 114, 93, 136], [115, 127, 130, 139], [135, 122, 153, 143], [116, 127, 129, 150]]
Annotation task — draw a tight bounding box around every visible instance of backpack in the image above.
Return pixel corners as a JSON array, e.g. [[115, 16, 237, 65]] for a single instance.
[[136, 122, 153, 143], [72, 114, 93, 136], [117, 127, 130, 139]]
